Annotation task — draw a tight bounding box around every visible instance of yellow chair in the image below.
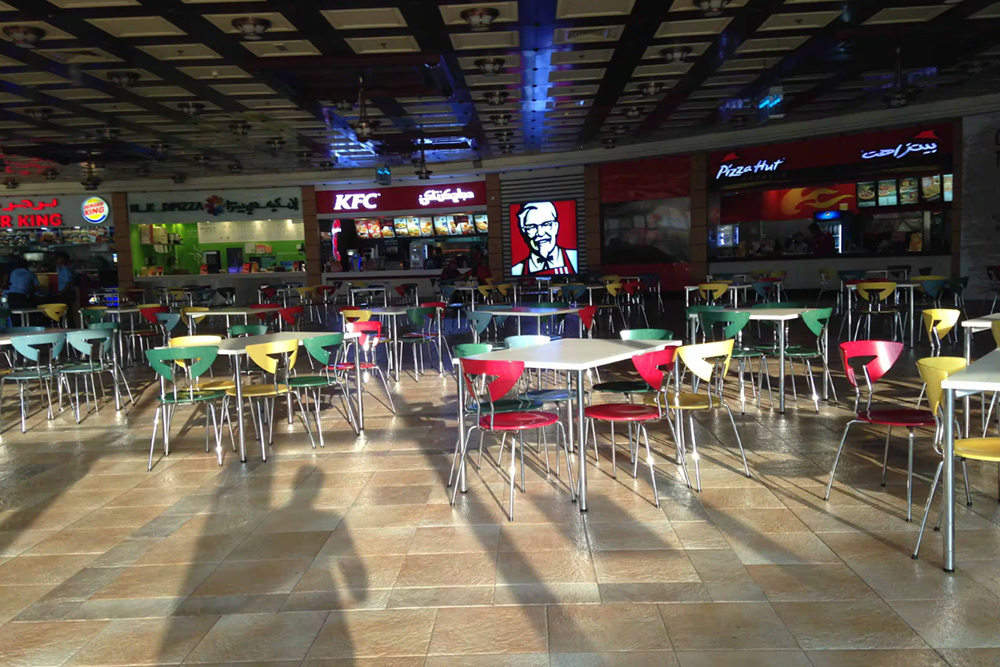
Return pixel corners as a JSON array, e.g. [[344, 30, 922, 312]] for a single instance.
[[770, 270, 787, 280], [295, 287, 319, 322], [341, 309, 371, 324], [602, 275, 620, 284], [697, 283, 729, 304], [224, 338, 315, 458], [180, 307, 210, 334], [667, 339, 751, 491], [992, 320, 1000, 348], [912, 356, 985, 559], [37, 303, 67, 327], [854, 281, 902, 340], [598, 282, 625, 331], [495, 283, 513, 302], [169, 335, 234, 391], [921, 308, 960, 354]]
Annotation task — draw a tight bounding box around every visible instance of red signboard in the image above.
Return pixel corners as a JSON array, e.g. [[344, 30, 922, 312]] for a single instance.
[[316, 181, 487, 214], [721, 183, 857, 223], [509, 200, 579, 276], [709, 123, 953, 180], [600, 155, 691, 202]]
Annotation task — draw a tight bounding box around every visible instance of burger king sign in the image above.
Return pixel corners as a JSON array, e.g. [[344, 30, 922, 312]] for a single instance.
[[81, 196, 109, 224]]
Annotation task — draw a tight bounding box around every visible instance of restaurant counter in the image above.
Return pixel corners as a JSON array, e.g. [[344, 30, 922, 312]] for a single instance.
[[708, 254, 952, 290], [322, 269, 440, 301], [133, 272, 307, 304]]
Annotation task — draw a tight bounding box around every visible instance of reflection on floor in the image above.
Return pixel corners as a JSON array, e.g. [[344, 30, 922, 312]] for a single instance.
[[0, 323, 998, 667]]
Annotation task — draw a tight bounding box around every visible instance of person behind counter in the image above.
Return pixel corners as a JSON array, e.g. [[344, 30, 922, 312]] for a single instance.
[[462, 248, 492, 284], [808, 222, 835, 255], [6, 257, 39, 309], [55, 252, 77, 307]]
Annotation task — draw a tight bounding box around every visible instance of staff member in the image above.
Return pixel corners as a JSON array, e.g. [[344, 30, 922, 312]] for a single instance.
[[6, 257, 39, 309]]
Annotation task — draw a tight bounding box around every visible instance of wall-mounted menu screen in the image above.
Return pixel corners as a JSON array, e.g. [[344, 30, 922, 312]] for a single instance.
[[899, 177, 918, 205], [920, 175, 941, 202], [943, 174, 953, 202], [474, 214, 488, 233], [877, 179, 898, 207]]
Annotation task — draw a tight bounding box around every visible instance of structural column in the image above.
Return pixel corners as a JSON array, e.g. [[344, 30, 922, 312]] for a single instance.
[[486, 173, 503, 279], [112, 192, 133, 292], [584, 164, 600, 269], [689, 153, 709, 283], [302, 185, 321, 287]]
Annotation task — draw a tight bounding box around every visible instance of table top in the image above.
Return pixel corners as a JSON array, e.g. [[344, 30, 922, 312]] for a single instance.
[[350, 286, 386, 292], [943, 349, 1000, 392], [216, 330, 358, 356], [370, 307, 410, 316], [727, 307, 815, 322], [0, 327, 78, 346], [961, 313, 1000, 330], [846, 282, 917, 290], [477, 306, 581, 317], [469, 338, 679, 371], [10, 308, 41, 315], [105, 308, 140, 315], [202, 306, 281, 317], [453, 285, 482, 291]]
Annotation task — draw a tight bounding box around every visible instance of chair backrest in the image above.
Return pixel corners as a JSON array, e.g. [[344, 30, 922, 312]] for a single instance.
[[88, 322, 119, 333], [229, 324, 267, 337], [605, 282, 622, 297], [453, 343, 491, 359], [855, 281, 896, 303], [686, 305, 724, 319], [993, 320, 1000, 348], [341, 308, 371, 323], [916, 356, 968, 415], [752, 281, 775, 299], [66, 329, 111, 359], [406, 307, 436, 328], [697, 283, 729, 301], [11, 332, 66, 364], [839, 340, 903, 388], [677, 339, 734, 382], [38, 303, 67, 323], [302, 333, 344, 366], [505, 334, 549, 349], [347, 320, 382, 347], [632, 346, 676, 392], [467, 311, 493, 336], [140, 306, 168, 325], [156, 312, 181, 332], [146, 345, 217, 383], [922, 308, 960, 342], [948, 276, 969, 295], [620, 328, 672, 341], [800, 307, 833, 337], [560, 284, 587, 301], [278, 306, 304, 326], [170, 334, 223, 347], [698, 311, 751, 340], [180, 307, 209, 327], [420, 301, 446, 309], [578, 305, 598, 332], [79, 307, 107, 326], [917, 279, 947, 299], [460, 357, 524, 404], [246, 337, 299, 376]]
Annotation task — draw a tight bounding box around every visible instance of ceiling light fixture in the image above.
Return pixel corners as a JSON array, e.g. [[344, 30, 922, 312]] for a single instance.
[[638, 82, 663, 97], [414, 140, 432, 180], [490, 113, 512, 126], [171, 172, 187, 184], [352, 75, 380, 141], [150, 142, 169, 156], [962, 61, 985, 77], [177, 101, 204, 116], [624, 106, 641, 119], [731, 115, 748, 129], [475, 57, 505, 76], [229, 121, 251, 136], [460, 7, 500, 32], [106, 70, 140, 88], [195, 154, 211, 165], [661, 46, 692, 64], [334, 99, 353, 112], [102, 126, 120, 141], [267, 137, 286, 151], [318, 160, 336, 171], [603, 138, 617, 149], [886, 45, 915, 109], [228, 162, 243, 174], [612, 125, 628, 136], [483, 90, 509, 106], [498, 143, 514, 154], [26, 107, 52, 122], [3, 178, 18, 189], [296, 150, 313, 162], [495, 130, 513, 142], [43, 167, 59, 181], [81, 174, 102, 191], [3, 25, 44, 49], [135, 164, 150, 177], [695, 0, 730, 17], [231, 17, 272, 41]]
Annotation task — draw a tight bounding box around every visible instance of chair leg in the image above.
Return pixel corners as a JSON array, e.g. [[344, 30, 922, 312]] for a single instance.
[[907, 428, 914, 521], [825, 421, 859, 500], [723, 403, 752, 478], [805, 360, 819, 413], [147, 405, 161, 471], [508, 431, 518, 521], [881, 426, 893, 486], [962, 460, 973, 507], [912, 461, 943, 559], [688, 414, 701, 492], [641, 424, 659, 507]]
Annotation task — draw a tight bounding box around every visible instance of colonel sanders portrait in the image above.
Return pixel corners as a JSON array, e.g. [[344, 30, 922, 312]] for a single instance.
[[511, 201, 578, 276]]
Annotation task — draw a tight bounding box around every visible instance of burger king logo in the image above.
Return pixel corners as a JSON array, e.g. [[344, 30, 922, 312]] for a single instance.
[[81, 196, 109, 224]]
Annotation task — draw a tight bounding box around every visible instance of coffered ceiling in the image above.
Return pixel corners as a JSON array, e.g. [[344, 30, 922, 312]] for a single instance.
[[0, 0, 998, 188]]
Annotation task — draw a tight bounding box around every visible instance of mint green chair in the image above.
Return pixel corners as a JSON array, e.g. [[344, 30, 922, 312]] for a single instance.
[[620, 328, 673, 341], [229, 324, 268, 337], [698, 310, 764, 413], [288, 333, 356, 444], [763, 307, 836, 412], [4, 332, 65, 433]]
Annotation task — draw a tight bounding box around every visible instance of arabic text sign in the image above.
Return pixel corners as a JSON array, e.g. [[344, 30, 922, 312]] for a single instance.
[[127, 188, 301, 224], [861, 141, 939, 161], [0, 194, 115, 227], [316, 181, 487, 214]]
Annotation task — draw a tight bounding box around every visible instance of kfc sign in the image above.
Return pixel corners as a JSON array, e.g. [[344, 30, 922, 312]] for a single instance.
[[332, 192, 382, 211], [317, 181, 486, 214]]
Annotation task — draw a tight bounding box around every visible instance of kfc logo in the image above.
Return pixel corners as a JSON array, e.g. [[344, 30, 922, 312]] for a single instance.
[[333, 192, 381, 211]]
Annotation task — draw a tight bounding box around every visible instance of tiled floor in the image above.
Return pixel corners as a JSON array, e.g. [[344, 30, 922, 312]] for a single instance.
[[1, 317, 999, 666]]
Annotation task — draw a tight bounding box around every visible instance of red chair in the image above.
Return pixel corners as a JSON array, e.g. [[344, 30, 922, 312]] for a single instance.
[[453, 357, 574, 519], [259, 287, 277, 302], [585, 346, 675, 505], [824, 340, 962, 521], [249, 302, 278, 325], [278, 306, 303, 330], [578, 305, 598, 338], [130, 306, 168, 360], [336, 321, 395, 414]]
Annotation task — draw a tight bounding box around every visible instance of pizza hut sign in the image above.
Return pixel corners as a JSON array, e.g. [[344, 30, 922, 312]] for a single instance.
[[317, 181, 487, 214]]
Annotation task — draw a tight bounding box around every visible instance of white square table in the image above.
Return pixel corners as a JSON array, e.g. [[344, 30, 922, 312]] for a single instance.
[[216, 331, 362, 462], [476, 306, 582, 336], [958, 313, 1000, 436], [348, 286, 388, 307], [199, 306, 281, 331], [939, 349, 1000, 572], [454, 338, 679, 511], [10, 307, 41, 327]]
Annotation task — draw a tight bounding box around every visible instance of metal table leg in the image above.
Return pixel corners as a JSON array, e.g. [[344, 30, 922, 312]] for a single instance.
[[577, 368, 587, 511], [234, 357, 246, 462], [943, 386, 956, 572], [354, 339, 365, 431], [778, 322, 786, 413], [436, 309, 443, 375]]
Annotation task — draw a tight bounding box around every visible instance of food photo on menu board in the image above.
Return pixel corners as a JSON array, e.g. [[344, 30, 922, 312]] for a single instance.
[[943, 174, 953, 202], [419, 217, 433, 237], [877, 179, 898, 206], [921, 175, 941, 202], [508, 199, 579, 276], [857, 182, 876, 207], [475, 214, 489, 233], [899, 177, 918, 205], [394, 218, 409, 237], [433, 216, 451, 236], [380, 220, 395, 238], [405, 217, 421, 237], [355, 219, 370, 239]]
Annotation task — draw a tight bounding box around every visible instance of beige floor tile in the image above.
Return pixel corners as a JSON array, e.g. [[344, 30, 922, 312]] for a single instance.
[[184, 611, 328, 663], [805, 649, 950, 667], [684, 548, 754, 583], [387, 585, 494, 609], [294, 555, 405, 592], [550, 653, 678, 667], [706, 507, 811, 534], [548, 603, 671, 653], [394, 552, 497, 588], [343, 505, 427, 529], [91, 563, 218, 600], [0, 619, 108, 666], [773, 600, 928, 650], [936, 648, 1000, 666], [353, 485, 435, 506], [64, 616, 218, 666], [408, 526, 500, 554], [306, 609, 437, 659], [428, 605, 548, 655], [498, 522, 588, 552], [890, 595, 1000, 648], [600, 582, 710, 603], [496, 549, 596, 585], [190, 558, 310, 597], [66, 506, 166, 531], [675, 650, 811, 667], [724, 531, 841, 565], [0, 584, 56, 623], [25, 528, 134, 556], [669, 522, 730, 550], [585, 521, 682, 551], [428, 655, 549, 667], [0, 554, 95, 586], [851, 560, 984, 601], [134, 534, 243, 565], [316, 526, 416, 558], [226, 530, 332, 561], [658, 602, 797, 650], [592, 549, 699, 584], [746, 563, 878, 602]]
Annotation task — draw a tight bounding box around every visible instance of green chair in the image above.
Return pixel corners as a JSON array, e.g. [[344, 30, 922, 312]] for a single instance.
[[685, 305, 724, 342], [229, 324, 268, 337], [467, 311, 494, 344], [3, 332, 65, 433], [620, 328, 673, 341], [146, 345, 228, 470], [288, 333, 357, 445], [398, 307, 442, 381], [590, 329, 675, 399], [534, 301, 570, 336], [79, 308, 107, 326], [60, 329, 115, 423], [764, 307, 837, 412], [505, 334, 549, 349], [698, 310, 765, 413], [88, 321, 135, 408]]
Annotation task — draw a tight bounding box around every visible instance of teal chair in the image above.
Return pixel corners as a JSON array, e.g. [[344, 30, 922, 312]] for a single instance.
[[4, 332, 65, 433], [145, 345, 228, 470], [505, 334, 549, 349], [155, 312, 182, 342], [769, 307, 837, 412], [698, 310, 764, 413], [949, 277, 969, 319], [87, 321, 135, 408], [61, 329, 115, 423], [228, 324, 268, 338], [685, 305, 724, 342], [467, 311, 494, 343], [620, 328, 673, 341], [289, 333, 357, 445]]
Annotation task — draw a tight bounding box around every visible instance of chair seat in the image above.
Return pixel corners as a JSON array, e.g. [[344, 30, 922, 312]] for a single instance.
[[522, 388, 570, 403], [225, 384, 290, 398], [731, 348, 761, 359], [126, 330, 158, 337], [479, 410, 559, 431], [585, 403, 659, 422], [784, 346, 820, 358], [592, 380, 653, 394], [468, 398, 543, 413], [334, 362, 378, 371], [955, 437, 1000, 462], [160, 388, 226, 404], [198, 378, 236, 391], [664, 391, 712, 410], [5, 369, 57, 381], [60, 363, 105, 374], [858, 309, 898, 315], [859, 408, 935, 427], [288, 375, 337, 388]]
